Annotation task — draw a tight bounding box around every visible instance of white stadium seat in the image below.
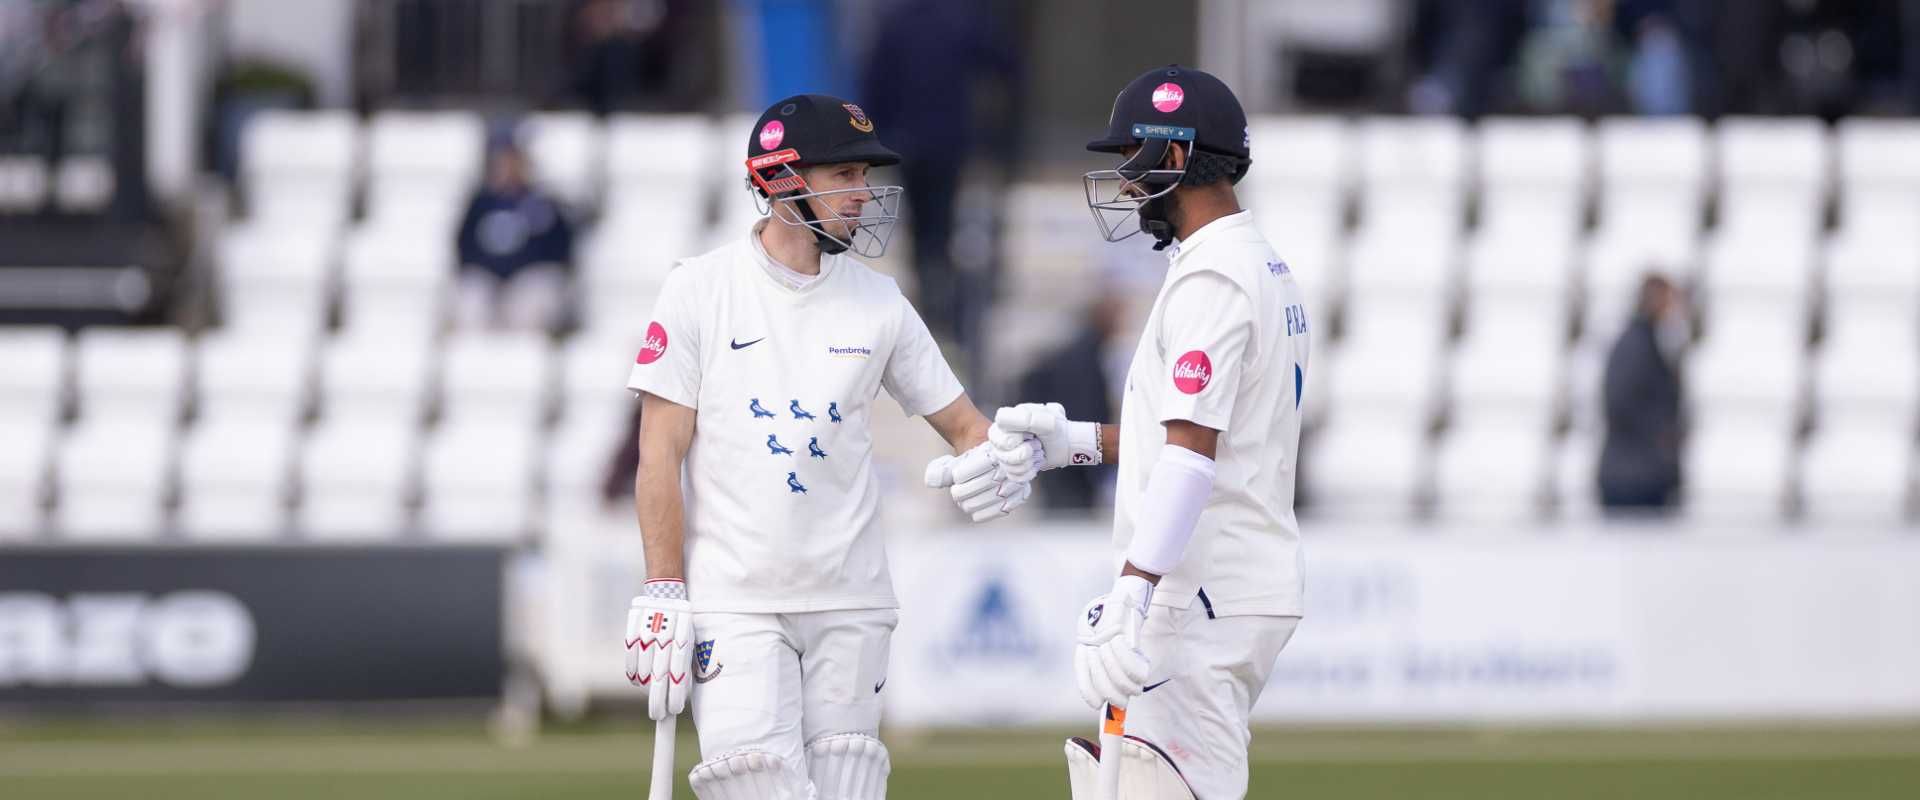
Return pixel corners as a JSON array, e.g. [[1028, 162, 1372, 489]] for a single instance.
[[1835, 118, 1920, 190], [547, 404, 633, 511], [1321, 336, 1443, 432], [297, 418, 418, 540], [578, 220, 689, 301], [1592, 118, 1706, 281], [419, 421, 539, 542], [0, 326, 67, 428], [1824, 228, 1920, 304], [1597, 116, 1709, 196], [1343, 224, 1459, 300], [55, 420, 172, 541], [562, 330, 647, 423], [1800, 424, 1913, 524], [1432, 422, 1553, 522], [176, 419, 295, 541], [1553, 427, 1603, 517], [0, 421, 52, 538], [73, 326, 187, 427], [240, 110, 359, 227], [1301, 420, 1429, 518], [1687, 309, 1806, 429], [1714, 117, 1829, 240], [1814, 325, 1918, 430], [439, 331, 553, 426], [1834, 118, 1920, 241], [316, 332, 434, 426], [1681, 418, 1795, 522], [1247, 115, 1351, 194], [1245, 115, 1351, 243], [365, 110, 485, 229], [1464, 217, 1579, 302], [339, 224, 452, 336], [519, 112, 604, 212], [1476, 116, 1589, 234], [194, 328, 314, 427], [217, 222, 333, 334], [1356, 117, 1467, 237], [605, 113, 716, 222], [1698, 226, 1817, 305], [1449, 307, 1565, 430]]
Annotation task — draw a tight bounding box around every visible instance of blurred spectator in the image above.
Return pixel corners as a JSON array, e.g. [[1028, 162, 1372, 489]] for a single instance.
[[860, 0, 1021, 343], [1598, 274, 1687, 511], [1408, 0, 1531, 115], [1016, 293, 1125, 512], [453, 139, 575, 332], [564, 0, 713, 113]]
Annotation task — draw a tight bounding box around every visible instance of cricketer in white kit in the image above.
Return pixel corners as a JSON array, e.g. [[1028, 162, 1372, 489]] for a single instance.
[[623, 94, 1038, 800], [960, 65, 1311, 800]]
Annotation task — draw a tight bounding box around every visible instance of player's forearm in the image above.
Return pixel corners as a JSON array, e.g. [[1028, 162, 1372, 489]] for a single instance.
[[925, 394, 992, 452], [636, 470, 687, 580], [1099, 424, 1121, 464]]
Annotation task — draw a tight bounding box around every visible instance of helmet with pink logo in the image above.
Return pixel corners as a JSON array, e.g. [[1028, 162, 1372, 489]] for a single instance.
[[1084, 65, 1252, 250], [742, 94, 904, 258]]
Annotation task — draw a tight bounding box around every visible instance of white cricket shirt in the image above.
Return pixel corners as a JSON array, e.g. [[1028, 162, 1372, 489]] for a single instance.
[[626, 223, 963, 613], [1113, 210, 1311, 617]]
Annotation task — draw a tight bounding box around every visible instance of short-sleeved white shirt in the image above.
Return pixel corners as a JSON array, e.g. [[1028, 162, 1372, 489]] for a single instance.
[[1112, 210, 1312, 617], [626, 226, 963, 613]]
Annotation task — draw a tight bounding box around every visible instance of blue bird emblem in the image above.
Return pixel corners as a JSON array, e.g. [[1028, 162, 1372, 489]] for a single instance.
[[787, 472, 807, 493], [749, 398, 775, 419], [808, 437, 827, 459], [828, 402, 842, 423], [767, 435, 793, 456], [790, 400, 815, 420]]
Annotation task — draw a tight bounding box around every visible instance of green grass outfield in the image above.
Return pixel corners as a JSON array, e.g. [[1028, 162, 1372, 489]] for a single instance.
[[2, 719, 1917, 799]]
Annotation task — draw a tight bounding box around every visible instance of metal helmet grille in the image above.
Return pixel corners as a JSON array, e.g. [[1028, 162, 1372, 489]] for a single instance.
[[1082, 124, 1194, 244], [748, 157, 904, 259]]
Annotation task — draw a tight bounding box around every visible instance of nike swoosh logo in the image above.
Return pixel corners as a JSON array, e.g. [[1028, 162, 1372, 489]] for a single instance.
[[1141, 678, 1172, 693], [731, 337, 765, 350], [874, 678, 887, 694]]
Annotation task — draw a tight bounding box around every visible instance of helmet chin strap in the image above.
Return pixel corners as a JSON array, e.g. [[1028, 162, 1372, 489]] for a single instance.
[[792, 196, 852, 255], [1130, 141, 1181, 252], [1139, 194, 1176, 251]]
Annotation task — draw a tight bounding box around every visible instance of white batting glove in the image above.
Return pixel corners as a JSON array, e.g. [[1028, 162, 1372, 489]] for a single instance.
[[994, 402, 1102, 471], [924, 439, 1038, 522], [625, 579, 693, 720], [1074, 574, 1154, 711]]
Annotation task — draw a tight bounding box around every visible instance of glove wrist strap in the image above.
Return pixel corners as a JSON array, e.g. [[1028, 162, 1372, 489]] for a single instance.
[[642, 579, 688, 601], [1067, 420, 1103, 467]]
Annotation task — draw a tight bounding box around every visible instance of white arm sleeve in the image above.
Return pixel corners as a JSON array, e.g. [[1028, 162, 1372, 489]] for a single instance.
[[1123, 444, 1216, 576]]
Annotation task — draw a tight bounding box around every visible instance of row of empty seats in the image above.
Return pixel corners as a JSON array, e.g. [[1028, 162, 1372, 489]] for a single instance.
[[0, 325, 646, 542]]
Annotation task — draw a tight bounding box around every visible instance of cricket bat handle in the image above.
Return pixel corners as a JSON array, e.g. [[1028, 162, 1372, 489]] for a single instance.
[[1097, 703, 1126, 800], [649, 715, 678, 800]]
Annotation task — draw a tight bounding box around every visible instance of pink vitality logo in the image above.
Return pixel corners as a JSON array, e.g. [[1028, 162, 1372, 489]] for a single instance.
[[1172, 350, 1212, 394], [636, 322, 668, 364], [759, 120, 785, 150], [1151, 82, 1184, 112]]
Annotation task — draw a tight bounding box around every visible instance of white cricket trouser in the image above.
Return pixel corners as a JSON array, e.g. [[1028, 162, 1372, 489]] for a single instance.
[[690, 609, 898, 770], [1127, 606, 1299, 800]]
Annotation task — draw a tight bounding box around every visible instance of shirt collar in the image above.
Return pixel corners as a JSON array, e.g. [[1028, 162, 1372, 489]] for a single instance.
[[749, 218, 834, 292], [1165, 209, 1254, 263]]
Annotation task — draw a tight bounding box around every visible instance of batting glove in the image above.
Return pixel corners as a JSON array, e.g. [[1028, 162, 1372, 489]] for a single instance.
[[994, 402, 1102, 471], [1074, 574, 1154, 711], [625, 579, 694, 720], [925, 439, 1038, 522]]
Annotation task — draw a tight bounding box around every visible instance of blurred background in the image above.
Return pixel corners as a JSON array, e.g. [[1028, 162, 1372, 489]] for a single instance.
[[2, 1, 1918, 798]]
